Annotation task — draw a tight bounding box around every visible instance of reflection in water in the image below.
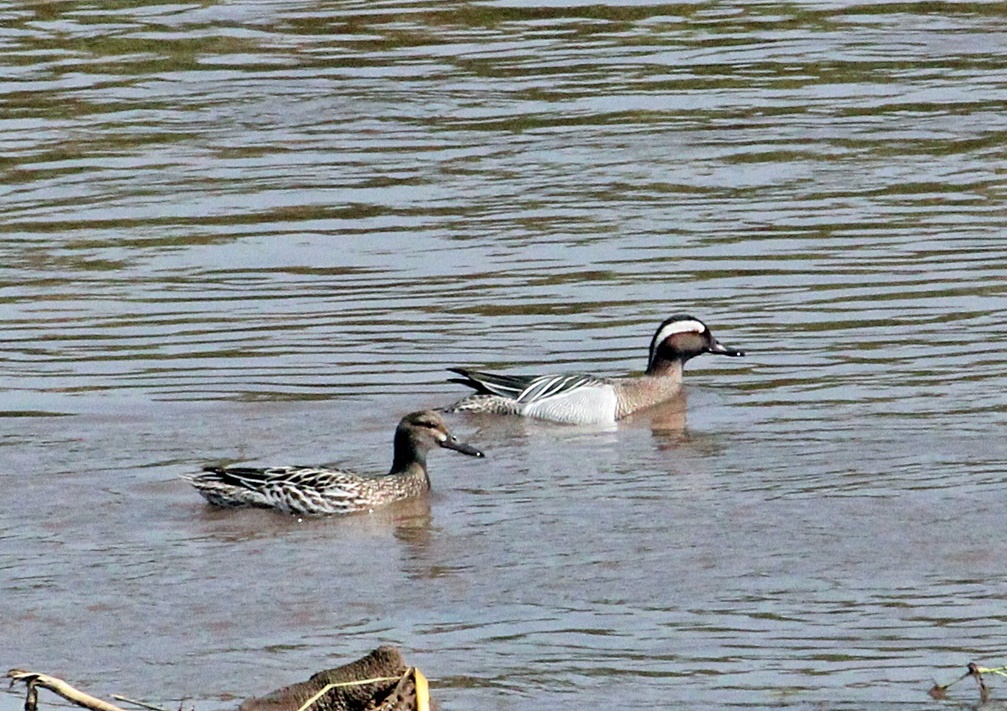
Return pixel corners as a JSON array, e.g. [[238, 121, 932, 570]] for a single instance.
[[3, 2, 1007, 710], [633, 395, 689, 436], [183, 495, 433, 549]]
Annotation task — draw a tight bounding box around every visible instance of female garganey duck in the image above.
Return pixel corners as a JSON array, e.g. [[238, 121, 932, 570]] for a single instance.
[[446, 314, 743, 425], [184, 410, 484, 515]]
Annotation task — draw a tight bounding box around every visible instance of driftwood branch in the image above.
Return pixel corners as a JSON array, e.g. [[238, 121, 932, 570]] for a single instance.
[[7, 647, 431, 711], [7, 670, 126, 711]]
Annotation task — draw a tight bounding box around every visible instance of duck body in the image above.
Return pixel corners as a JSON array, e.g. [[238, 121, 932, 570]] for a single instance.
[[447, 315, 743, 425], [445, 371, 621, 424], [184, 410, 483, 515], [185, 464, 427, 515]]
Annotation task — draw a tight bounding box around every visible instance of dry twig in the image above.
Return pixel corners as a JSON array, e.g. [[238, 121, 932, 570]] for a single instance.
[[7, 670, 125, 711], [929, 661, 1005, 702]]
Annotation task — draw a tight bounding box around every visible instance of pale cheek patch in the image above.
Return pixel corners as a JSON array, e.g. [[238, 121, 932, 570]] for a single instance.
[[654, 320, 706, 345]]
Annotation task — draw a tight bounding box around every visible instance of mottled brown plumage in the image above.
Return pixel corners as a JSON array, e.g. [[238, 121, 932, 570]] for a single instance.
[[184, 411, 483, 515]]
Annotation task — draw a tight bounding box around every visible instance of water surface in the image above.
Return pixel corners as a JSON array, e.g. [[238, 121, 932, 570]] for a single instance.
[[3, 1, 1007, 710]]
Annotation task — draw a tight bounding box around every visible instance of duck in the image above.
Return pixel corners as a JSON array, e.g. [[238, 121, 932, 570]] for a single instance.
[[183, 410, 484, 515], [445, 314, 744, 425]]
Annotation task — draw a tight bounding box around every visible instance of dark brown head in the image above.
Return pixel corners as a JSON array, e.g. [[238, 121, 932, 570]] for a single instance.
[[394, 410, 484, 463], [646, 315, 744, 374]]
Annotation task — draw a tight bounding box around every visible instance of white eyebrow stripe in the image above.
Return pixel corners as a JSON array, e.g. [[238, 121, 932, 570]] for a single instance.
[[654, 319, 706, 344]]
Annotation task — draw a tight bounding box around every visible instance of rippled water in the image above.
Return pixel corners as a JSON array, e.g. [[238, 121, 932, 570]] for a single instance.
[[3, 1, 1007, 710]]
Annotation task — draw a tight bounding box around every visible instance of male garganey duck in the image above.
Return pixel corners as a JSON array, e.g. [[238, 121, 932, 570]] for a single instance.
[[446, 314, 743, 425], [184, 410, 484, 515]]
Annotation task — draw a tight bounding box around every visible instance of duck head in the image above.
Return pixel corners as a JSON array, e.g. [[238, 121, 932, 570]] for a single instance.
[[646, 315, 744, 375], [397, 410, 485, 458]]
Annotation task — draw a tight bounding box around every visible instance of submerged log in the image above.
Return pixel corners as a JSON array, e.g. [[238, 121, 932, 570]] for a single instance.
[[8, 647, 432, 711], [241, 646, 431, 711]]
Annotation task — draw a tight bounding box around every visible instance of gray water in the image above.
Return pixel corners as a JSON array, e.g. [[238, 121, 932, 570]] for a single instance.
[[3, 1, 1007, 710]]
